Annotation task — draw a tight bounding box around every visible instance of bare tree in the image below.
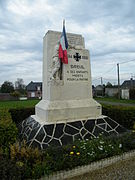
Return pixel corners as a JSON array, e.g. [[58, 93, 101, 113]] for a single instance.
[[15, 78, 26, 95]]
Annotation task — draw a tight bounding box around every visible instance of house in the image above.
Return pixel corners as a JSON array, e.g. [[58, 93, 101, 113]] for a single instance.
[[121, 89, 129, 100], [121, 78, 135, 99], [26, 81, 42, 99], [105, 86, 118, 97], [121, 78, 135, 89], [94, 85, 104, 97]]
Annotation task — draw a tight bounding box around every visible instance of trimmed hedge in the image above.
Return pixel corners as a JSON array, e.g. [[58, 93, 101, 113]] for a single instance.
[[9, 107, 35, 124], [102, 105, 135, 129], [9, 105, 135, 129]]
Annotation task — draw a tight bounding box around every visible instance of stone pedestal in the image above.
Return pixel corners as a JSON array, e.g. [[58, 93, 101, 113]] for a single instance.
[[20, 116, 127, 149]]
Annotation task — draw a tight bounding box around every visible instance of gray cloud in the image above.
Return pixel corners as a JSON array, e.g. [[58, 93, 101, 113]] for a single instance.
[[0, 0, 135, 86]]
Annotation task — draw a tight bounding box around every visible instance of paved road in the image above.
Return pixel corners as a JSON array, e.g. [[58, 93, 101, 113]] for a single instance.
[[66, 156, 135, 180], [97, 100, 135, 107]]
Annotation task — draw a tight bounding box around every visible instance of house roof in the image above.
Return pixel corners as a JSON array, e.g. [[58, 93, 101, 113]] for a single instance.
[[105, 85, 118, 89], [26, 81, 42, 91], [95, 85, 104, 90], [121, 79, 135, 88]]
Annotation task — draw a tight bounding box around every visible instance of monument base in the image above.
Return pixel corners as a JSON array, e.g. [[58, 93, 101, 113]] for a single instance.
[[35, 98, 101, 124], [19, 115, 127, 149]]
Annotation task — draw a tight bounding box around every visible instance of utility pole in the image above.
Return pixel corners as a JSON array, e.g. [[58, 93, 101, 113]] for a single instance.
[[101, 77, 103, 97], [117, 63, 120, 99], [101, 77, 103, 85]]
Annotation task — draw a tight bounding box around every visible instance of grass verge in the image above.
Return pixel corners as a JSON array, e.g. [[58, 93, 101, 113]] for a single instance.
[[95, 97, 135, 104], [0, 99, 40, 110]]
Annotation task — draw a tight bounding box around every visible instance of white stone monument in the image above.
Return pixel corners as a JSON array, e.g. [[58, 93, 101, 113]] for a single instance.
[[20, 30, 126, 149], [34, 30, 101, 124]]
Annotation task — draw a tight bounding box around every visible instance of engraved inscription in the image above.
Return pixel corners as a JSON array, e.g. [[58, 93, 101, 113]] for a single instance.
[[67, 54, 88, 60], [82, 56, 88, 60], [67, 34, 83, 46], [66, 59, 89, 82]]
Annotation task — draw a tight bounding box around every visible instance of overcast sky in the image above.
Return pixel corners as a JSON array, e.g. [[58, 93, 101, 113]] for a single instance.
[[0, 0, 135, 86]]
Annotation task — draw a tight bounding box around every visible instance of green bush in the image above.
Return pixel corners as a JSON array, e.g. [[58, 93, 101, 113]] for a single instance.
[[0, 122, 18, 150], [102, 105, 135, 129], [10, 91, 20, 98], [0, 109, 18, 152], [7, 135, 124, 176], [39, 132, 135, 173], [0, 157, 26, 180], [9, 107, 35, 124], [118, 132, 135, 151], [10, 141, 51, 178], [0, 109, 12, 124]]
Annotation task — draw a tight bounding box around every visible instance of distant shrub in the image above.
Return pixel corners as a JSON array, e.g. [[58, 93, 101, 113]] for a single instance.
[[102, 105, 135, 129], [10, 91, 20, 98], [130, 89, 135, 99], [9, 107, 35, 124]]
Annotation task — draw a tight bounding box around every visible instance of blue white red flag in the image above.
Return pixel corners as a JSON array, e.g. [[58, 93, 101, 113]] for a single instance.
[[59, 20, 68, 64]]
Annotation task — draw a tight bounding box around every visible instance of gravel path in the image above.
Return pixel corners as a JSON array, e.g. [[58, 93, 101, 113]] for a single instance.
[[66, 156, 135, 180]]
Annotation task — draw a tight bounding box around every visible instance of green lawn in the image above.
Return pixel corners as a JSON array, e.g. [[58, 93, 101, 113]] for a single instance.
[[95, 97, 135, 104], [0, 98, 134, 110], [0, 99, 40, 110]]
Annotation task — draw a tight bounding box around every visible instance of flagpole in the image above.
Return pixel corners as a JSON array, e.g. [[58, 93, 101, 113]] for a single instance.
[[59, 19, 68, 79], [60, 20, 65, 80], [63, 19, 65, 27], [60, 58, 62, 80]]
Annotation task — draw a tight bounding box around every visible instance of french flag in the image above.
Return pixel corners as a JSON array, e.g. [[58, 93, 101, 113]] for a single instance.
[[59, 20, 68, 64]]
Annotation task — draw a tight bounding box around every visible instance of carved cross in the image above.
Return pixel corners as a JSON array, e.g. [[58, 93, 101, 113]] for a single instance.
[[73, 53, 81, 62]]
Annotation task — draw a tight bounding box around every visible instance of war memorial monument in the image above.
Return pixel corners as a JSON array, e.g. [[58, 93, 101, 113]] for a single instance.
[[20, 23, 126, 149]]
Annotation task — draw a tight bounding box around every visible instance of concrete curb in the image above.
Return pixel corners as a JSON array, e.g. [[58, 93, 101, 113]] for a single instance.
[[41, 150, 135, 180]]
